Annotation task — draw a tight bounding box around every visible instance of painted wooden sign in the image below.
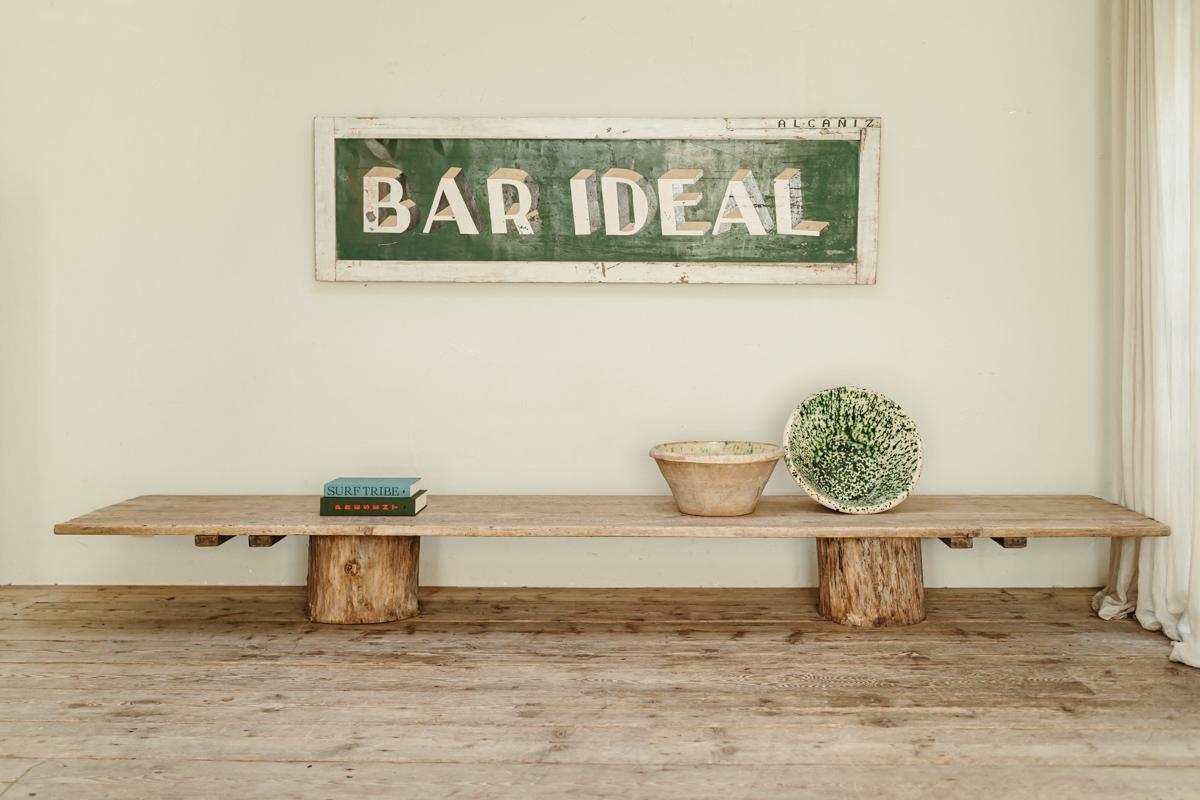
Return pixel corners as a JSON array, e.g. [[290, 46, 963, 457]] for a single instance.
[[314, 118, 880, 284]]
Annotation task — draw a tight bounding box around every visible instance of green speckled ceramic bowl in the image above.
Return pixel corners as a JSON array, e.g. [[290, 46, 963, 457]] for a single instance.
[[783, 387, 922, 515]]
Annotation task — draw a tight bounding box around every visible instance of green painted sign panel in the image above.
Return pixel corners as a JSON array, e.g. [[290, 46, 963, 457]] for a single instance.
[[314, 118, 880, 284], [334, 138, 860, 264]]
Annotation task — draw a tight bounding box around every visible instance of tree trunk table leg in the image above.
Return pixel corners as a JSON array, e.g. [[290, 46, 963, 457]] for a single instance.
[[816, 538, 925, 627], [306, 536, 419, 624]]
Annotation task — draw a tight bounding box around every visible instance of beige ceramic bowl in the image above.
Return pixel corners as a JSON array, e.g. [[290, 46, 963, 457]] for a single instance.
[[650, 441, 785, 517]]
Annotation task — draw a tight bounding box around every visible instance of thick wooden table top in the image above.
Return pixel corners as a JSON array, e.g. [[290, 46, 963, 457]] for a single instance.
[[54, 494, 1169, 540]]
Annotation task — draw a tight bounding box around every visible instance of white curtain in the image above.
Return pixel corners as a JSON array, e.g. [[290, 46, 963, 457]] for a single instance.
[[1093, 0, 1200, 667]]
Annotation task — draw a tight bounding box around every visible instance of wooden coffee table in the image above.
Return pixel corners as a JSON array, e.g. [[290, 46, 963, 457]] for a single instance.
[[55, 494, 1168, 627]]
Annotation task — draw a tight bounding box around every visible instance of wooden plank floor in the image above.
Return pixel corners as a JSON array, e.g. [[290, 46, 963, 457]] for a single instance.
[[0, 587, 1197, 799]]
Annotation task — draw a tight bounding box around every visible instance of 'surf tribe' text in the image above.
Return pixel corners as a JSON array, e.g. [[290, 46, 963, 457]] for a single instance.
[[362, 167, 830, 238]]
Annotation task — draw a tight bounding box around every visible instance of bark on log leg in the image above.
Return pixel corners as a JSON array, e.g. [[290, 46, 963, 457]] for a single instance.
[[816, 537, 925, 627], [306, 536, 419, 624]]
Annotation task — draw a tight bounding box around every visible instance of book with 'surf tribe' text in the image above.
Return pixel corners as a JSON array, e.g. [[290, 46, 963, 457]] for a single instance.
[[320, 490, 427, 517], [321, 477, 427, 517], [323, 477, 423, 498]]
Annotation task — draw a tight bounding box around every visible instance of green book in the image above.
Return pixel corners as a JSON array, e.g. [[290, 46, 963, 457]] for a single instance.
[[320, 490, 427, 516]]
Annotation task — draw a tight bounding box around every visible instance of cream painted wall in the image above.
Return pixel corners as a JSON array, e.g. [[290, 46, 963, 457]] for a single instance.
[[0, 0, 1114, 587]]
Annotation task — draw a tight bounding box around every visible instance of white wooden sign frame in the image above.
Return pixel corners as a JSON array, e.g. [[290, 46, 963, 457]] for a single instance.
[[314, 117, 880, 285]]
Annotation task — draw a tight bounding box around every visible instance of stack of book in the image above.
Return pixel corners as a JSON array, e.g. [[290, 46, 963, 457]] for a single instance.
[[319, 477, 427, 516]]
